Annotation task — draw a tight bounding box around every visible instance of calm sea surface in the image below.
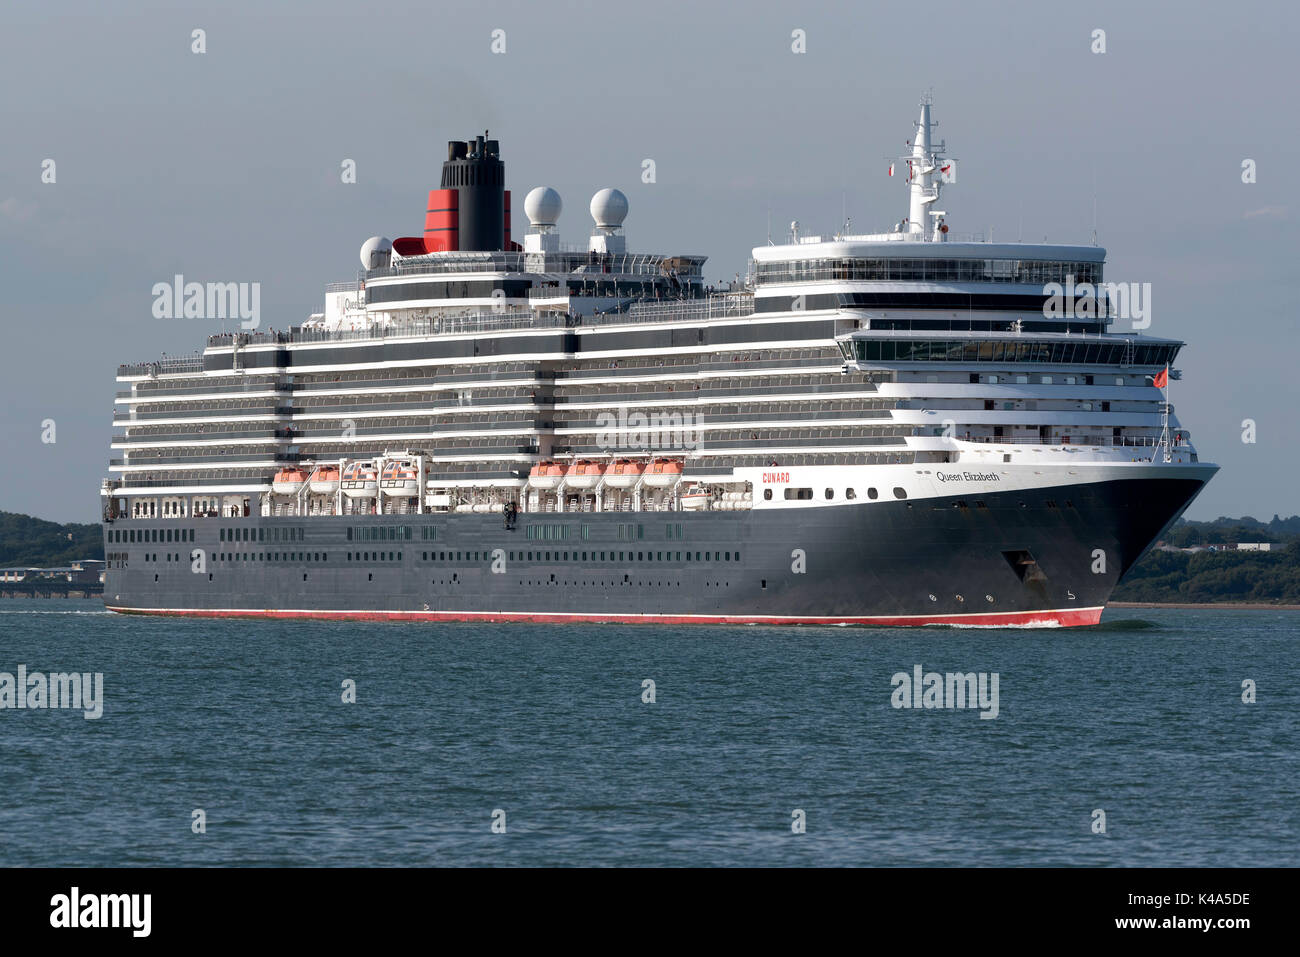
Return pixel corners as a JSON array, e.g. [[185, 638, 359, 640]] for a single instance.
[[0, 599, 1295, 866]]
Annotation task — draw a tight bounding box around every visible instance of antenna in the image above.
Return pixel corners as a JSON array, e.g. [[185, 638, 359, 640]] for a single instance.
[[897, 91, 952, 240], [766, 209, 772, 246], [1091, 163, 1098, 245]]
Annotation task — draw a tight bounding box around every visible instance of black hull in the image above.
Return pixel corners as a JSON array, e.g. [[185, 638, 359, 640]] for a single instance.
[[102, 476, 1209, 627]]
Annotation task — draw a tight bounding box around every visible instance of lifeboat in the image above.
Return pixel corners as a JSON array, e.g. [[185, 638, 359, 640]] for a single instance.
[[603, 458, 645, 488], [341, 461, 378, 498], [642, 457, 683, 488], [565, 459, 606, 489], [528, 460, 567, 490], [271, 468, 308, 496], [680, 484, 711, 510], [309, 466, 340, 495], [380, 459, 420, 497]]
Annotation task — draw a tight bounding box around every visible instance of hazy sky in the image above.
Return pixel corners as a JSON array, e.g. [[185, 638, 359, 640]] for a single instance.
[[2, 0, 1296, 522]]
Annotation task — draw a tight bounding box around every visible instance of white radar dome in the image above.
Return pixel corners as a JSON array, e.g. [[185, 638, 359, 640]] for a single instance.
[[359, 236, 392, 269], [589, 188, 629, 229], [524, 187, 563, 227]]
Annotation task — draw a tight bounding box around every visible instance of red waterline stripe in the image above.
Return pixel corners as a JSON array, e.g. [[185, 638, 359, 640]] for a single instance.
[[104, 606, 1105, 627]]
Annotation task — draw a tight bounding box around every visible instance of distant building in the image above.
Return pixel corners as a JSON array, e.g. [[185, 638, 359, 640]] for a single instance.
[[68, 560, 106, 583], [1235, 543, 1273, 552], [0, 561, 105, 584]]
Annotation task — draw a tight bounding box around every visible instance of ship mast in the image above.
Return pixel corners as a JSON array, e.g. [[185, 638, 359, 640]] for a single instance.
[[906, 93, 948, 240]]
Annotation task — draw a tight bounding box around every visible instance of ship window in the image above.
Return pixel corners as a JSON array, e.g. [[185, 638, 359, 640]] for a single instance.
[[893, 487, 907, 499], [825, 488, 834, 499], [1041, 375, 1053, 384], [846, 489, 856, 499], [783, 488, 813, 500], [1016, 375, 1028, 384], [725, 551, 731, 561], [987, 375, 998, 384], [763, 489, 773, 500], [867, 488, 878, 500]]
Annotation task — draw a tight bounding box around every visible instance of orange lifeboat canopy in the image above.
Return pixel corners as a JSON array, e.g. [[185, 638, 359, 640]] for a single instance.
[[529, 459, 564, 489], [604, 457, 645, 488], [566, 458, 606, 489], [642, 457, 683, 487]]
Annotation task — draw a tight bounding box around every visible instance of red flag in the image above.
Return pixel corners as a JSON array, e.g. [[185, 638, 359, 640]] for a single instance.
[[1153, 366, 1168, 389]]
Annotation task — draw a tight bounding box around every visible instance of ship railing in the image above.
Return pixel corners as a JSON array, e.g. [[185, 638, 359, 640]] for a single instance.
[[117, 355, 204, 377], [202, 296, 761, 350], [207, 311, 563, 349], [363, 250, 705, 280], [365, 253, 530, 277], [958, 433, 1187, 447], [620, 293, 755, 325]]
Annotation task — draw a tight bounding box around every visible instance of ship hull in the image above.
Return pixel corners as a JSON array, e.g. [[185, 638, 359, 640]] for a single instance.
[[102, 472, 1211, 627]]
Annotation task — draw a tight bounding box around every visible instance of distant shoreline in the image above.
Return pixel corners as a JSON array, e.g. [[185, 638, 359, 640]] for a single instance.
[[1110, 601, 1300, 611]]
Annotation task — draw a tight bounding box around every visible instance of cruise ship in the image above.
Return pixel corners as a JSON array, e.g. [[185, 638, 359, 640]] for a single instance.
[[101, 97, 1216, 626]]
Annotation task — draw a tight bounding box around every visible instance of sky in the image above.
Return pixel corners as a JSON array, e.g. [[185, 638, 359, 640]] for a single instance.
[[1, 0, 1296, 522]]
